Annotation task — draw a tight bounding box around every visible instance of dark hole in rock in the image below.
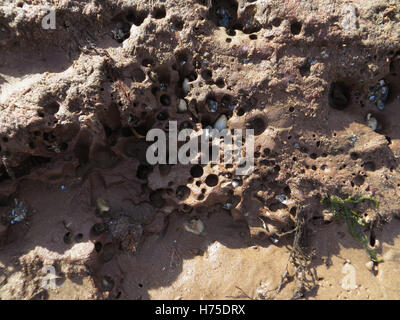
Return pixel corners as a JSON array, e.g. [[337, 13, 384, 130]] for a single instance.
[[216, 78, 225, 88], [187, 72, 197, 82], [157, 111, 169, 121], [149, 190, 166, 208], [111, 22, 131, 43], [127, 9, 148, 26], [271, 17, 282, 27], [133, 123, 151, 136], [95, 241, 102, 252], [364, 161, 376, 171], [172, 17, 184, 30], [102, 243, 115, 262], [132, 69, 146, 82], [43, 101, 60, 115], [91, 223, 107, 236], [369, 229, 376, 247], [176, 185, 191, 200], [102, 275, 115, 292], [59, 142, 68, 151], [353, 174, 365, 186], [350, 152, 359, 160], [247, 117, 267, 135], [236, 108, 245, 116], [299, 61, 311, 77], [328, 82, 350, 110], [201, 69, 213, 82], [152, 6, 166, 19], [205, 174, 219, 187], [190, 165, 204, 178], [141, 58, 154, 67], [136, 164, 151, 180], [74, 233, 83, 243], [290, 20, 302, 35], [63, 232, 72, 244], [160, 94, 171, 106], [121, 127, 133, 137]]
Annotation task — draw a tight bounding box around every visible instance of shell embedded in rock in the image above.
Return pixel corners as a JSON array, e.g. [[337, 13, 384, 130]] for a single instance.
[[231, 179, 240, 188], [214, 114, 227, 131], [177, 99, 188, 113], [96, 197, 110, 216], [367, 113, 378, 131], [182, 78, 190, 94], [262, 209, 290, 224], [365, 261, 374, 271], [183, 218, 204, 235]]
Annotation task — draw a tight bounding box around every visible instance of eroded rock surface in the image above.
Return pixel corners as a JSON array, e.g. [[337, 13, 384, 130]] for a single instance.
[[0, 0, 400, 299]]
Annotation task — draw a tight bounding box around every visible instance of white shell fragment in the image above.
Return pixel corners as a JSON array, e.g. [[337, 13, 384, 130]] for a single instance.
[[177, 99, 188, 113], [231, 179, 240, 188], [214, 114, 227, 131], [365, 261, 374, 271], [223, 203, 233, 210], [182, 78, 190, 94], [367, 113, 378, 131], [275, 194, 288, 204], [96, 197, 110, 215], [183, 218, 204, 235]]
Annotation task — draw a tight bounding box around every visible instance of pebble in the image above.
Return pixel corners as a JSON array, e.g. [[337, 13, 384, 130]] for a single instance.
[[223, 203, 233, 210], [231, 179, 240, 188], [365, 261, 374, 271], [275, 194, 288, 204], [269, 236, 279, 244], [214, 114, 227, 131], [183, 219, 204, 235], [182, 78, 190, 94], [96, 197, 110, 216], [367, 113, 378, 131], [177, 99, 188, 113]]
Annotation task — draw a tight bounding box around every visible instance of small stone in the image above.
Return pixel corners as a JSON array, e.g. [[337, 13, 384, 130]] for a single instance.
[[102, 275, 115, 291], [96, 197, 110, 216], [182, 78, 190, 94], [183, 219, 204, 235], [177, 99, 188, 113], [231, 179, 240, 188], [223, 203, 233, 210], [365, 261, 374, 271], [275, 194, 288, 204], [367, 113, 378, 131], [269, 236, 279, 244], [214, 114, 227, 131]]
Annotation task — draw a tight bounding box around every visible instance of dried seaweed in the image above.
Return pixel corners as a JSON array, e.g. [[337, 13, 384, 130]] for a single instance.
[[322, 195, 382, 263]]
